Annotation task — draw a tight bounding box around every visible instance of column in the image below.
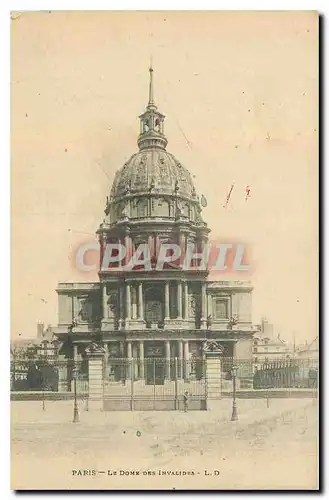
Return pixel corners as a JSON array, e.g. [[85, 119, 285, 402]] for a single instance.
[[201, 282, 207, 322], [179, 233, 186, 267], [119, 285, 124, 328], [120, 341, 125, 380], [165, 340, 171, 381], [164, 282, 170, 320], [177, 281, 182, 319], [207, 294, 213, 318], [139, 341, 145, 380], [120, 341, 125, 357], [232, 341, 237, 360], [184, 341, 190, 379], [126, 283, 131, 320], [131, 286, 137, 319], [104, 343, 109, 380], [138, 283, 144, 320], [100, 236, 108, 270], [148, 235, 154, 260], [124, 232, 131, 266], [127, 341, 132, 380], [99, 234, 104, 269], [183, 282, 189, 319], [132, 342, 138, 379], [155, 234, 160, 260], [73, 344, 78, 362], [178, 340, 183, 379], [102, 284, 108, 319]]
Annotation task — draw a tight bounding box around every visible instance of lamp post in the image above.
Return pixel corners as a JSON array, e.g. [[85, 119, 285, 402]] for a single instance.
[[231, 365, 238, 421], [72, 366, 80, 423]]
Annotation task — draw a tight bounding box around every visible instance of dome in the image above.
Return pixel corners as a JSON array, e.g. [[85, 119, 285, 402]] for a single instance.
[[101, 67, 207, 229], [110, 149, 197, 202]]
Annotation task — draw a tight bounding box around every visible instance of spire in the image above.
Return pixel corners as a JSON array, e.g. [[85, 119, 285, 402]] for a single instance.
[[138, 65, 167, 151], [148, 64, 155, 107]]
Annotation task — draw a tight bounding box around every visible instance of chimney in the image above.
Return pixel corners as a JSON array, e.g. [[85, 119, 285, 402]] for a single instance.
[[37, 321, 44, 339]]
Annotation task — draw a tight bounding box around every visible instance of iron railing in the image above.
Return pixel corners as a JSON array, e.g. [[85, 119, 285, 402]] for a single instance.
[[253, 358, 319, 389], [10, 356, 319, 394]]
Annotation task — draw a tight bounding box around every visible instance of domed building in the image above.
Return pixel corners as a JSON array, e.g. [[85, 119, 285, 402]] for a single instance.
[[54, 68, 255, 395]]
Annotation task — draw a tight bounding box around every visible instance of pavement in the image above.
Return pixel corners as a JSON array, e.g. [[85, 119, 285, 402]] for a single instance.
[[11, 398, 318, 490]]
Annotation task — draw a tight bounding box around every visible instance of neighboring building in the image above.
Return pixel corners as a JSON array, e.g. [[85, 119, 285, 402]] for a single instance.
[[253, 318, 292, 370], [53, 67, 256, 387], [10, 323, 57, 389], [296, 336, 319, 360], [11, 322, 54, 358]]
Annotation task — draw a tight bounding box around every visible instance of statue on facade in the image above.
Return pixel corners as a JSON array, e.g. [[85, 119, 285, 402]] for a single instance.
[[85, 342, 106, 355], [107, 293, 118, 318], [202, 340, 224, 354], [78, 299, 93, 322], [188, 295, 196, 317], [228, 314, 239, 329], [207, 314, 213, 328]]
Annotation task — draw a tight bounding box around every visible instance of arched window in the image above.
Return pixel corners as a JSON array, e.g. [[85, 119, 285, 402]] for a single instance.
[[154, 118, 161, 132]]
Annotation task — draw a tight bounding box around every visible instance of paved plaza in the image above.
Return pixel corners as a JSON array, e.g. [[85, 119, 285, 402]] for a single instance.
[[11, 398, 318, 490]]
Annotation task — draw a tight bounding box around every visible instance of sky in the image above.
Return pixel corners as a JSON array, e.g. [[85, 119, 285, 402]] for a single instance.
[[11, 11, 318, 343]]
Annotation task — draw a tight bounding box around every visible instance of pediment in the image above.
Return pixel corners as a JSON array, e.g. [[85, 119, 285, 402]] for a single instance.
[[202, 340, 224, 354]]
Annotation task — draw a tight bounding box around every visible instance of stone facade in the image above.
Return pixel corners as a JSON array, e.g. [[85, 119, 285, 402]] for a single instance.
[[53, 68, 256, 386]]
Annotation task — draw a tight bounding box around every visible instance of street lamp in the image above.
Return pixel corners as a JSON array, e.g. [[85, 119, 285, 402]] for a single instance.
[[72, 366, 80, 423], [231, 365, 238, 421]]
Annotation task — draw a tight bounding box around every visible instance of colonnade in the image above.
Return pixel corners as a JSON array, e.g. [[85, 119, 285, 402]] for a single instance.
[[102, 280, 207, 322], [102, 339, 196, 381]]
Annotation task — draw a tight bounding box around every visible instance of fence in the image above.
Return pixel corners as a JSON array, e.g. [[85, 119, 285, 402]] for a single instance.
[[103, 358, 207, 411], [11, 356, 319, 410], [253, 359, 319, 389], [10, 358, 88, 396]]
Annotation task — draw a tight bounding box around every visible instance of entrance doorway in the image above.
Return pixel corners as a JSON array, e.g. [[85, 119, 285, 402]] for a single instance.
[[145, 341, 165, 385], [144, 285, 164, 327]]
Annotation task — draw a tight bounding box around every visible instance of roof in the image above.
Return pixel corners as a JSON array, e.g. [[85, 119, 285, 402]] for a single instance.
[[110, 149, 197, 202], [298, 336, 319, 353]]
